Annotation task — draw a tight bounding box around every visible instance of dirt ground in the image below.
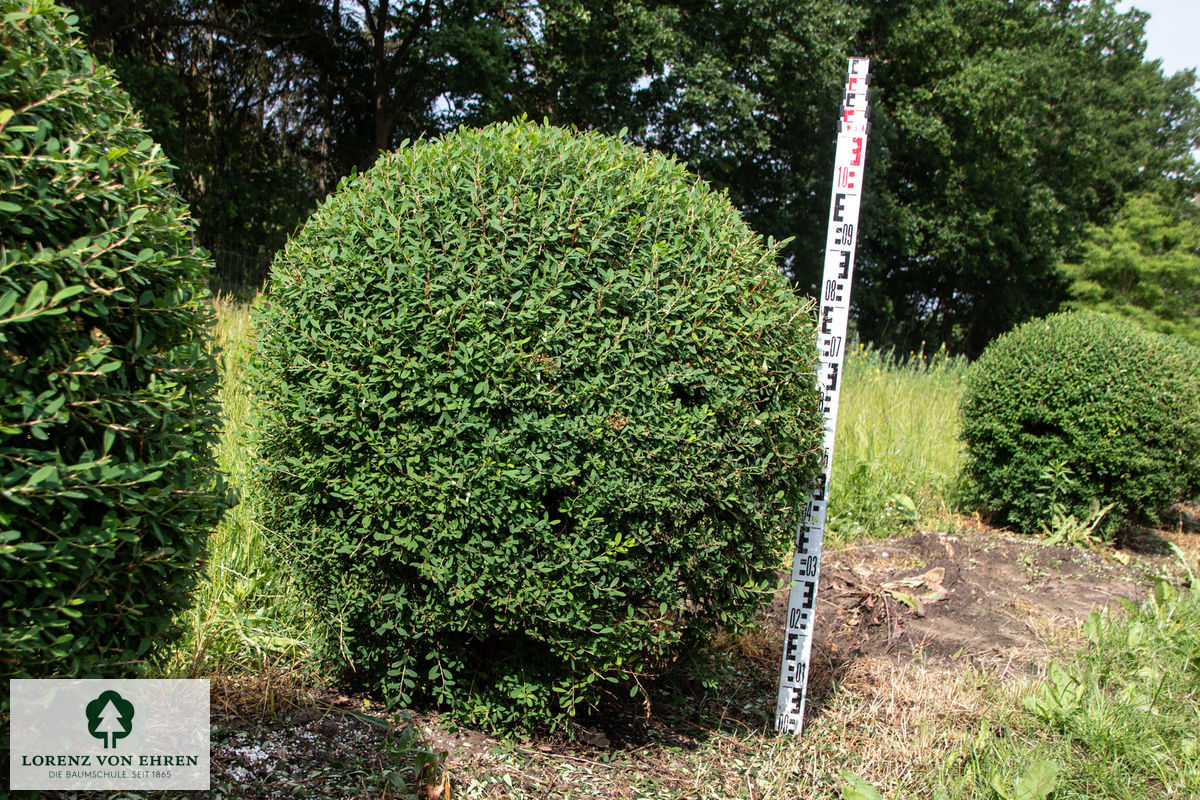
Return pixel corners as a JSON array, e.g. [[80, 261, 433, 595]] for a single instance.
[[36, 512, 1193, 800], [794, 520, 1190, 698]]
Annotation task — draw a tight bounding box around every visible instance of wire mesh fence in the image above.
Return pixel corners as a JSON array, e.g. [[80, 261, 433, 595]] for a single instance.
[[196, 234, 275, 297]]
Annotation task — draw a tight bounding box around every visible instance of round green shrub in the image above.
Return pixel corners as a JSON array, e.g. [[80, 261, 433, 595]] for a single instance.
[[252, 120, 821, 730], [960, 311, 1200, 537], [0, 1, 225, 678]]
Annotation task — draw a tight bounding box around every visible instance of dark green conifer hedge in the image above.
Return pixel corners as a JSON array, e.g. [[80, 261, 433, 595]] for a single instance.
[[252, 121, 822, 730], [0, 1, 225, 678]]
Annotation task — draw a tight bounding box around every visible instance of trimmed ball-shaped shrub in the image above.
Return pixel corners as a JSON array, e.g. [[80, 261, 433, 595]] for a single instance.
[[960, 311, 1200, 537], [0, 2, 225, 678], [252, 121, 822, 730]]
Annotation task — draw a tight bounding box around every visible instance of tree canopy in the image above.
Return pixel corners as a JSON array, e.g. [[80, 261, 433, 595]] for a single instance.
[[854, 0, 1199, 355], [1063, 192, 1200, 346], [71, 0, 1200, 353]]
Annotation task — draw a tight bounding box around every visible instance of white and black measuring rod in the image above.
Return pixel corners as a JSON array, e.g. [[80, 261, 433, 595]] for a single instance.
[[775, 57, 871, 735]]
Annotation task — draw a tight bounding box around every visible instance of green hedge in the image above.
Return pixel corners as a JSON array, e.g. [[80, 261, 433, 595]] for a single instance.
[[252, 120, 822, 731], [960, 311, 1200, 537], [0, 1, 225, 678]]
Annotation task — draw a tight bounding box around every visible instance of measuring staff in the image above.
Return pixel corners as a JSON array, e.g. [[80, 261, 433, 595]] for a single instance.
[[775, 57, 871, 735]]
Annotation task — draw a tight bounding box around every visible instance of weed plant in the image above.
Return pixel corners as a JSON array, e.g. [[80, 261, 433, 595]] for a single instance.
[[934, 583, 1200, 799], [161, 296, 319, 676], [826, 341, 968, 543]]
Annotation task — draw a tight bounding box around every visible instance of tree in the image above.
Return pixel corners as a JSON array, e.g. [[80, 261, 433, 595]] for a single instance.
[[74, 0, 534, 287], [508, 0, 862, 283], [1063, 192, 1200, 345], [71, 0, 1200, 357], [73, 0, 325, 282], [853, 0, 1200, 356], [95, 701, 125, 748], [85, 690, 135, 747]]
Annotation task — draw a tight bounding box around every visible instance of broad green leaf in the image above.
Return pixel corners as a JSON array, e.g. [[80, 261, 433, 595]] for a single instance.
[[49, 285, 86, 305], [25, 465, 57, 487], [1082, 611, 1102, 646], [1013, 759, 1060, 800], [839, 771, 885, 800], [0, 289, 18, 316], [23, 280, 47, 311]]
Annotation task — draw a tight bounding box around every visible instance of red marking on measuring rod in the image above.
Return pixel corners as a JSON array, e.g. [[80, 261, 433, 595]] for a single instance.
[[775, 57, 871, 735]]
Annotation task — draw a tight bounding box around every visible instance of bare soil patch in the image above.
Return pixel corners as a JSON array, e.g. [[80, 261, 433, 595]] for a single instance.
[[795, 524, 1181, 697]]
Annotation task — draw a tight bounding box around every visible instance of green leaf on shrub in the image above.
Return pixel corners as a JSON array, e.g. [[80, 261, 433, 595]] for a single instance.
[[0, 0, 225, 684]]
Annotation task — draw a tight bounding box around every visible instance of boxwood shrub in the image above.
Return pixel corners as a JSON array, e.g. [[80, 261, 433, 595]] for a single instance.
[[0, 1, 225, 678], [252, 120, 822, 730], [960, 311, 1200, 537]]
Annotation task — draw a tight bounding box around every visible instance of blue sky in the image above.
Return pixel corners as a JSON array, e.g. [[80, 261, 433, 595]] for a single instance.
[[1120, 0, 1200, 77]]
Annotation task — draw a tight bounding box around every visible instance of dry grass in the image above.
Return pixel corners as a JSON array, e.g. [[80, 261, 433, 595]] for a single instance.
[[1005, 594, 1086, 655], [432, 657, 1007, 800], [1162, 502, 1200, 581], [798, 659, 995, 796], [402, 651, 1013, 800], [209, 659, 323, 723]]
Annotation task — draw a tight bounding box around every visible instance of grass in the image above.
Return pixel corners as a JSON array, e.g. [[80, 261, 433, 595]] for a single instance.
[[437, 583, 1200, 800], [930, 581, 1200, 800], [430, 642, 998, 798], [826, 341, 969, 543], [162, 295, 319, 678]]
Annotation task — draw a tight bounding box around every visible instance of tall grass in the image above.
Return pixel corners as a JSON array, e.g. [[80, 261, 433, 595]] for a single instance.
[[826, 341, 969, 543], [162, 296, 319, 676]]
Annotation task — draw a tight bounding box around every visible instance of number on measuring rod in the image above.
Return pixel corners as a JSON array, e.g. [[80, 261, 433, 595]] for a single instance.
[[775, 57, 871, 736]]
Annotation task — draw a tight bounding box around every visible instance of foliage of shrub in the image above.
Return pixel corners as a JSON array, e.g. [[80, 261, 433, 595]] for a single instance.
[[0, 1, 225, 678], [252, 120, 822, 730], [959, 311, 1200, 538]]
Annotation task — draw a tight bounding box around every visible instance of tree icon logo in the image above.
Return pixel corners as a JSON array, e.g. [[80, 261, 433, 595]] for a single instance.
[[86, 690, 134, 749]]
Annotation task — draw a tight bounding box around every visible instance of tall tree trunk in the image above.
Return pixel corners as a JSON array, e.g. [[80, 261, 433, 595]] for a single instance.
[[372, 0, 392, 151]]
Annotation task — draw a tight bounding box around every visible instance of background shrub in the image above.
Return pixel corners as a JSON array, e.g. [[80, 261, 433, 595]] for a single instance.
[[252, 120, 822, 731], [959, 311, 1200, 538], [0, 1, 225, 678]]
